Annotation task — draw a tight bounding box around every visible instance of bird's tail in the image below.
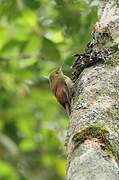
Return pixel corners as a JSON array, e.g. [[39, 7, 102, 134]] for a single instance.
[[65, 103, 71, 116]]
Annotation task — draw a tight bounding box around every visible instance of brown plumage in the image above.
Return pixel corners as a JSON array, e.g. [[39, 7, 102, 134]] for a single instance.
[[49, 68, 73, 115]]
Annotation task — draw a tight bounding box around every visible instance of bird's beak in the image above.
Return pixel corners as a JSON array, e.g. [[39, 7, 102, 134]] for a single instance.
[[57, 66, 63, 72]]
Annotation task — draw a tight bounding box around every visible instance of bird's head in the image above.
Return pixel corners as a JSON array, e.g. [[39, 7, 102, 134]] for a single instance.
[[49, 66, 63, 82]]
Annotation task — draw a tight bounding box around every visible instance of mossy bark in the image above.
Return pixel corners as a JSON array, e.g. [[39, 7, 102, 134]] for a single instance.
[[67, 0, 119, 179]]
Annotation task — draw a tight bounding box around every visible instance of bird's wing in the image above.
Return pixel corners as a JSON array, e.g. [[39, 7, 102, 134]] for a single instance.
[[55, 80, 71, 108]]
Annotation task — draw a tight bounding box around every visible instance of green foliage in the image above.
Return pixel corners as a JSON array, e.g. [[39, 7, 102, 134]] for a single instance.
[[0, 0, 97, 179]]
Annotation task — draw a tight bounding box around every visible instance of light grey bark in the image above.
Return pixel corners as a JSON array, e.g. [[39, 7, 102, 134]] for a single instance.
[[67, 0, 119, 179]]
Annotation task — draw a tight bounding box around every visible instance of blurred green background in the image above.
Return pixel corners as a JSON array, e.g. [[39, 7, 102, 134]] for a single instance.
[[0, 0, 97, 179]]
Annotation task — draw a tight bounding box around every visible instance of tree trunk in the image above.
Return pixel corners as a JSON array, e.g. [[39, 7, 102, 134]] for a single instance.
[[66, 0, 119, 179]]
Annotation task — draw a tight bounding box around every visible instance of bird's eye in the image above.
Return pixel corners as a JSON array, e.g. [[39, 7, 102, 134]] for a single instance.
[[55, 71, 59, 74]]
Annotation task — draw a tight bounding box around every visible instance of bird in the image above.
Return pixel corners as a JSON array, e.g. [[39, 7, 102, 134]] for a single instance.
[[49, 67, 74, 115]]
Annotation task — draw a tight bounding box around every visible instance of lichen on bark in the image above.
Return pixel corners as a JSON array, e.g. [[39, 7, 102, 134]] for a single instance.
[[67, 0, 119, 179]]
